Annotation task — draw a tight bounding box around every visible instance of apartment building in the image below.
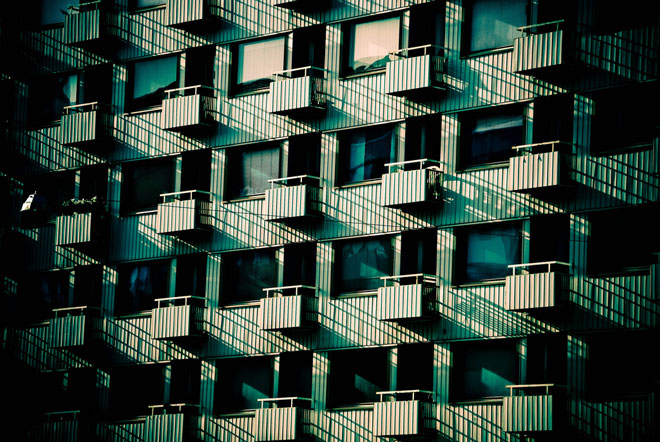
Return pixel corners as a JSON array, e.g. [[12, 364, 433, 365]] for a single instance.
[[1, 0, 658, 441]]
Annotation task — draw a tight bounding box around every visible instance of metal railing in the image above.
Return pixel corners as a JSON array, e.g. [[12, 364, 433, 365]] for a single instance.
[[508, 261, 571, 275], [258, 397, 312, 408], [154, 295, 206, 308], [262, 284, 317, 298], [268, 175, 320, 189], [377, 389, 434, 402], [272, 66, 325, 81], [512, 140, 574, 155], [52, 305, 100, 318], [45, 410, 80, 421], [164, 84, 216, 99], [67, 0, 102, 14], [385, 158, 442, 173], [389, 44, 447, 58], [148, 403, 200, 415], [380, 273, 438, 287], [518, 19, 565, 36], [159, 190, 211, 203], [63, 101, 105, 115], [506, 383, 565, 396]]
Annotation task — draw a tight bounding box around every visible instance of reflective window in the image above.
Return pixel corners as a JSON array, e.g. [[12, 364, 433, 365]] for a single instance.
[[221, 249, 278, 305], [129, 56, 178, 110], [467, 0, 526, 53], [30, 74, 78, 124], [456, 223, 521, 284], [215, 357, 274, 413], [335, 236, 393, 293], [345, 16, 400, 74], [226, 144, 281, 199], [120, 158, 174, 214], [327, 348, 389, 407], [460, 106, 523, 168], [39, 0, 77, 26], [133, 0, 166, 9], [339, 125, 395, 184], [116, 260, 170, 315]]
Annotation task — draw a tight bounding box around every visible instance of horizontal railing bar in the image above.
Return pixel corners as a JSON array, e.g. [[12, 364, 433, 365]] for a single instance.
[[52, 305, 99, 313], [160, 189, 211, 201], [517, 19, 565, 32], [512, 140, 573, 152], [377, 389, 434, 396], [272, 66, 326, 78], [268, 175, 320, 185], [258, 397, 312, 403], [380, 273, 438, 281], [164, 84, 216, 98], [508, 261, 570, 269], [389, 44, 448, 57]]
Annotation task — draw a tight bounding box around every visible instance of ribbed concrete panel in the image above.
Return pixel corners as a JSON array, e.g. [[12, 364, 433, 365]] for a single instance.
[[269, 76, 325, 116], [144, 412, 186, 442], [32, 417, 79, 442], [55, 213, 98, 248], [253, 406, 301, 441], [373, 400, 422, 436], [61, 109, 100, 146], [376, 284, 426, 321], [166, 0, 205, 27], [508, 151, 565, 193], [50, 313, 87, 348], [161, 94, 216, 132], [318, 409, 373, 442], [384, 54, 445, 97], [513, 30, 566, 74], [151, 305, 199, 339], [211, 416, 254, 442], [502, 394, 554, 433], [156, 199, 211, 235], [104, 317, 165, 364], [505, 272, 569, 311], [107, 421, 145, 442], [260, 295, 304, 330], [263, 184, 320, 221], [63, 9, 101, 47], [442, 403, 504, 442], [381, 168, 443, 207]]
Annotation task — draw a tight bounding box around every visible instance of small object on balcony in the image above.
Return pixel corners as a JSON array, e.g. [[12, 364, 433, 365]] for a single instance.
[[253, 397, 312, 442], [384, 45, 447, 99], [269, 66, 326, 117], [507, 140, 573, 195], [381, 158, 443, 208]]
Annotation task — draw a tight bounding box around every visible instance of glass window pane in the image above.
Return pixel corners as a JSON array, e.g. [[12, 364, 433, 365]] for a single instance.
[[462, 223, 520, 283], [121, 159, 173, 214], [338, 237, 392, 292], [349, 16, 400, 73], [229, 144, 280, 198], [341, 125, 394, 183], [117, 260, 169, 314], [457, 341, 519, 400], [216, 357, 273, 413], [237, 37, 286, 85], [135, 0, 166, 9], [469, 0, 526, 52], [40, 0, 77, 26], [131, 56, 178, 109], [462, 108, 522, 167], [222, 249, 278, 304]]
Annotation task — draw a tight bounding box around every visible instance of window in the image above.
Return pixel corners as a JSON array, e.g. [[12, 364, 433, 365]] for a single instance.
[[287, 133, 321, 178], [39, 0, 77, 26], [344, 16, 400, 75], [526, 334, 566, 385], [175, 254, 207, 299], [283, 243, 317, 287], [78, 164, 108, 202], [532, 95, 573, 145], [455, 222, 521, 284], [407, 2, 445, 52], [127, 55, 178, 110], [451, 339, 520, 401], [327, 347, 389, 407], [404, 117, 441, 166], [400, 229, 437, 277], [221, 249, 278, 305], [465, 0, 527, 53], [73, 265, 103, 308], [592, 0, 659, 34], [338, 125, 396, 184], [529, 215, 569, 265], [459, 105, 523, 169], [116, 260, 170, 315], [397, 343, 434, 392], [588, 206, 659, 275], [20, 271, 71, 320], [132, 0, 166, 11], [42, 368, 96, 413], [181, 150, 212, 194], [334, 236, 393, 294], [170, 360, 201, 405], [215, 357, 274, 413], [278, 352, 313, 398], [120, 158, 174, 214], [226, 143, 281, 199]]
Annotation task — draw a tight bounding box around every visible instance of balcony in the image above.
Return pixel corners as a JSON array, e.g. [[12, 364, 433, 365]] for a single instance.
[[269, 67, 326, 117], [55, 210, 106, 251], [63, 1, 111, 49], [145, 404, 199, 442], [253, 397, 311, 441], [263, 176, 321, 222], [32, 411, 81, 442], [50, 306, 98, 349], [260, 285, 316, 331], [503, 384, 561, 433], [384, 45, 447, 98], [507, 141, 572, 194], [513, 20, 575, 77], [381, 159, 443, 208], [376, 274, 437, 321], [165, 0, 225, 29], [61, 102, 108, 148], [161, 85, 217, 132], [151, 296, 205, 340], [373, 390, 435, 438], [156, 190, 212, 236], [504, 262, 570, 311]]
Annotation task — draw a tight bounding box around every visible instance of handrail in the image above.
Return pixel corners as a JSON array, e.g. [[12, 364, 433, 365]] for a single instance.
[[258, 397, 312, 408], [45, 410, 80, 419], [262, 284, 317, 298], [160, 190, 211, 203], [389, 44, 447, 58], [272, 66, 326, 80], [154, 295, 206, 308], [68, 0, 102, 13], [268, 175, 320, 188], [506, 383, 566, 395], [377, 389, 434, 401], [52, 305, 100, 318], [385, 158, 442, 172], [63, 101, 103, 115], [380, 273, 438, 286], [148, 403, 200, 415], [512, 140, 573, 154], [164, 84, 216, 99], [517, 19, 565, 34], [508, 261, 570, 275]]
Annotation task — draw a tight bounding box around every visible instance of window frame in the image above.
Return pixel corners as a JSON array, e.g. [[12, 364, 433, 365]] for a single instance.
[[224, 142, 282, 201], [220, 248, 279, 306], [326, 347, 390, 408], [231, 35, 289, 96], [115, 259, 171, 316], [120, 157, 175, 216], [462, 0, 529, 57], [336, 124, 397, 186], [341, 13, 402, 77], [333, 235, 395, 296], [126, 54, 181, 112]]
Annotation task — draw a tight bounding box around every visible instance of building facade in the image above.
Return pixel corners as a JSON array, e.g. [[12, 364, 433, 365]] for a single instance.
[[1, 0, 659, 441]]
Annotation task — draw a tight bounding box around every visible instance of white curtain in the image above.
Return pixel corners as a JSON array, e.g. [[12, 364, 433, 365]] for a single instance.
[[237, 37, 286, 84], [350, 16, 400, 71]]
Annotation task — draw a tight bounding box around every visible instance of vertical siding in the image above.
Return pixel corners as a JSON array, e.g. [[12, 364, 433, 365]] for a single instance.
[[156, 199, 211, 235], [61, 109, 100, 146], [502, 394, 554, 433], [269, 76, 318, 115], [384, 54, 438, 96], [50, 313, 88, 348], [376, 284, 424, 321], [63, 9, 102, 47], [259, 294, 304, 330], [253, 406, 301, 441], [166, 0, 206, 27], [504, 272, 569, 311], [107, 421, 145, 442], [55, 213, 95, 247], [373, 400, 421, 436], [144, 412, 186, 442], [380, 168, 443, 207], [507, 151, 565, 192], [263, 184, 316, 221], [151, 305, 194, 339], [513, 30, 566, 74]]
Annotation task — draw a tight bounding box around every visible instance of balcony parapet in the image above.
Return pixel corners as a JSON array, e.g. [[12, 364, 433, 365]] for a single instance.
[[385, 45, 447, 98], [373, 390, 435, 437], [151, 296, 206, 340], [145, 404, 199, 442], [156, 190, 212, 235], [61, 102, 110, 148], [161, 85, 217, 132], [63, 1, 115, 50], [50, 306, 99, 349], [254, 397, 312, 442], [508, 141, 573, 194], [264, 175, 321, 222], [260, 285, 316, 331], [503, 384, 564, 433], [376, 274, 438, 321], [513, 20, 576, 76], [381, 159, 443, 207], [269, 66, 326, 117], [505, 261, 570, 311]]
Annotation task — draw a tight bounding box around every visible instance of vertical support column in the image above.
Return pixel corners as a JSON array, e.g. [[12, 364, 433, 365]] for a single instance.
[[205, 254, 222, 309], [312, 351, 329, 410], [276, 247, 285, 288], [102, 265, 117, 316], [521, 218, 531, 268], [281, 138, 290, 179], [200, 360, 216, 416], [435, 342, 452, 438], [273, 355, 280, 399], [388, 346, 398, 391], [393, 234, 402, 281], [396, 121, 406, 163], [174, 155, 183, 194], [168, 258, 178, 299], [163, 363, 172, 404]]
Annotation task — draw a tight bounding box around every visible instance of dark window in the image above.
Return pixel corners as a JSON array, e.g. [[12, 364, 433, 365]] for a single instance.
[[120, 158, 174, 214], [21, 271, 71, 320], [73, 265, 103, 308], [176, 254, 207, 299], [397, 343, 434, 392], [335, 236, 393, 293], [79, 165, 108, 201], [460, 105, 523, 169], [526, 334, 566, 385], [455, 223, 521, 284], [408, 1, 445, 51], [532, 95, 573, 145], [588, 206, 659, 275], [110, 364, 165, 419], [226, 143, 281, 199], [529, 214, 570, 265], [116, 260, 170, 315], [170, 360, 201, 405], [400, 229, 437, 277], [451, 340, 520, 401], [181, 150, 211, 193], [338, 125, 396, 184], [39, 0, 77, 26], [29, 73, 78, 124], [404, 117, 441, 166], [465, 0, 527, 53], [592, 0, 659, 34], [215, 357, 273, 413], [343, 15, 400, 75], [327, 348, 389, 407], [221, 249, 278, 305], [279, 352, 313, 398], [128, 55, 178, 111], [42, 368, 96, 413], [283, 243, 317, 287], [287, 134, 321, 178]]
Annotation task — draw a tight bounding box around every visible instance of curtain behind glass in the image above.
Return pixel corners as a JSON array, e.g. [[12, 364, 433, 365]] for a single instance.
[[223, 249, 278, 304], [232, 145, 280, 197], [132, 56, 178, 109], [339, 237, 392, 292], [237, 37, 286, 86], [343, 126, 394, 183], [349, 16, 399, 73], [464, 224, 520, 282], [469, 0, 526, 52], [465, 111, 522, 166]]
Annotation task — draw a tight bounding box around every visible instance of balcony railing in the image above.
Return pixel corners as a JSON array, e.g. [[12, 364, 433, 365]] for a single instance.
[[63, 1, 110, 49], [508, 141, 573, 194], [61, 102, 108, 147], [505, 261, 570, 311], [253, 397, 311, 442], [269, 66, 326, 117], [264, 175, 321, 222], [156, 190, 212, 235], [513, 20, 575, 75], [381, 159, 443, 207], [151, 296, 205, 340], [377, 274, 437, 321], [165, 0, 226, 28], [161, 85, 217, 132], [50, 306, 99, 349], [385, 45, 447, 97], [55, 211, 105, 250], [373, 390, 434, 437], [260, 285, 316, 331], [31, 410, 81, 442], [503, 384, 563, 433], [145, 404, 199, 442]]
